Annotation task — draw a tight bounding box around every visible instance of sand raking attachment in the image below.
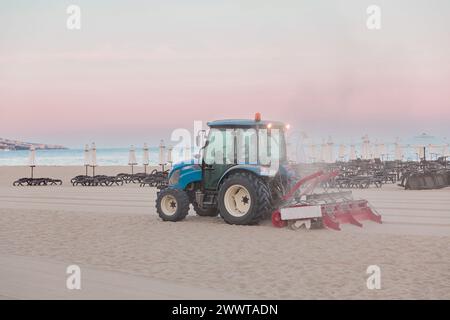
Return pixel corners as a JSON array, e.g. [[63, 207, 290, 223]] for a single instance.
[[271, 170, 382, 230]]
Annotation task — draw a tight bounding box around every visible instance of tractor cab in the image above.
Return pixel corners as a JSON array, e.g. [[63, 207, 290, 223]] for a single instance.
[[201, 116, 289, 190]]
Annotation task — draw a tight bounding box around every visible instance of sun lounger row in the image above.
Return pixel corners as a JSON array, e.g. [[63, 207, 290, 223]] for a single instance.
[[13, 177, 63, 186], [69, 171, 169, 187], [71, 175, 125, 186], [139, 171, 169, 189]]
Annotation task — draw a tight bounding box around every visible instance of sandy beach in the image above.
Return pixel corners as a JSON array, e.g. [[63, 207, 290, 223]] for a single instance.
[[0, 166, 449, 299]]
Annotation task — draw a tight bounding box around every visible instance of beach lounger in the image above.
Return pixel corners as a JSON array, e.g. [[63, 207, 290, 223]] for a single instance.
[[13, 177, 63, 186]]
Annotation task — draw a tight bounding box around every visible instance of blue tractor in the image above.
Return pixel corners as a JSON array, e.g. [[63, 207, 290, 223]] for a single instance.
[[155, 114, 291, 225]]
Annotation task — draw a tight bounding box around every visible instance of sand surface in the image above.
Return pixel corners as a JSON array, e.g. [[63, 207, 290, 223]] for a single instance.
[[0, 166, 449, 299]]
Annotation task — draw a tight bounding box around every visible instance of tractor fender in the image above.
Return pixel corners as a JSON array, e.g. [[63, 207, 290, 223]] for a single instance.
[[217, 165, 264, 189], [179, 169, 202, 189]]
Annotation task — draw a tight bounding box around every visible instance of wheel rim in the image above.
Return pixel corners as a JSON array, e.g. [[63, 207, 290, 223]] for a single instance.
[[161, 194, 177, 215], [223, 184, 251, 217]]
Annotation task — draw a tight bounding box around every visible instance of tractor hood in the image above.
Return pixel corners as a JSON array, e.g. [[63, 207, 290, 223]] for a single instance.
[[170, 159, 199, 172], [168, 159, 202, 189]]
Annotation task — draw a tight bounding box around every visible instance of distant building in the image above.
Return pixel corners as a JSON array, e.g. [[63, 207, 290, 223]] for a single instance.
[[0, 138, 66, 151]]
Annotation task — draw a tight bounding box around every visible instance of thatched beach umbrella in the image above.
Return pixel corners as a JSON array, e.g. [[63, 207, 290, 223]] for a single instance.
[[320, 142, 327, 162], [142, 143, 150, 174], [325, 136, 334, 163], [308, 144, 317, 163], [361, 135, 371, 160], [338, 144, 346, 161], [373, 143, 383, 159], [128, 145, 137, 174], [167, 146, 173, 168], [378, 143, 386, 160], [373, 143, 379, 159], [349, 144, 357, 161], [159, 140, 166, 171], [90, 142, 97, 176], [28, 145, 36, 178], [395, 142, 403, 161], [83, 144, 90, 176]]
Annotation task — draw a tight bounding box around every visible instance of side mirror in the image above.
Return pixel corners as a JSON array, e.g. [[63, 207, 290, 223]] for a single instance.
[[196, 130, 206, 148]]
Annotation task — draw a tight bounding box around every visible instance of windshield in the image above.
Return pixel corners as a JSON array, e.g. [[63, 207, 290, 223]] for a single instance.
[[204, 127, 287, 165]]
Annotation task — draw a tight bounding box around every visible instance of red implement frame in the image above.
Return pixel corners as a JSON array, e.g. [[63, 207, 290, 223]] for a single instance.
[[272, 170, 382, 230]]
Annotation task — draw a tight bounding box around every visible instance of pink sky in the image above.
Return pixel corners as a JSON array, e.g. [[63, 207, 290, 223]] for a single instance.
[[1, 1, 449, 147]]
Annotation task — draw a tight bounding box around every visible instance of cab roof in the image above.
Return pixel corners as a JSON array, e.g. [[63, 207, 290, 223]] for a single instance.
[[207, 119, 285, 128]]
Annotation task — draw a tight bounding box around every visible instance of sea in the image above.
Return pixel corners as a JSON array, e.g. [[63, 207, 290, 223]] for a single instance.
[[0, 148, 163, 166]]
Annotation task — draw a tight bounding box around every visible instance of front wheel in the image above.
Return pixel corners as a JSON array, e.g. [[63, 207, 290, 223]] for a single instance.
[[156, 188, 190, 221], [218, 172, 271, 225]]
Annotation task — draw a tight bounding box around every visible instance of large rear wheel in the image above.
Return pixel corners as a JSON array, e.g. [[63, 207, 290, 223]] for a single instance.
[[156, 188, 190, 221], [218, 172, 271, 225]]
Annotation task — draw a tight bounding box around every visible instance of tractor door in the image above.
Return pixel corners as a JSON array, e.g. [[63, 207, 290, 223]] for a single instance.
[[203, 128, 236, 190]]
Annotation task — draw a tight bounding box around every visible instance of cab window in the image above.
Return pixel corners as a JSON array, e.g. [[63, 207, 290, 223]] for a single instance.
[[204, 129, 235, 165]]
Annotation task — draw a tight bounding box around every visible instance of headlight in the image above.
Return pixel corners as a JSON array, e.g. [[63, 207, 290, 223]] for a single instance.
[[168, 169, 180, 185]]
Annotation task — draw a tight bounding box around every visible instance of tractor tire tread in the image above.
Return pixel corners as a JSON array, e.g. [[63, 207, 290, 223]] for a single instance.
[[156, 188, 190, 221], [219, 171, 271, 225]]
